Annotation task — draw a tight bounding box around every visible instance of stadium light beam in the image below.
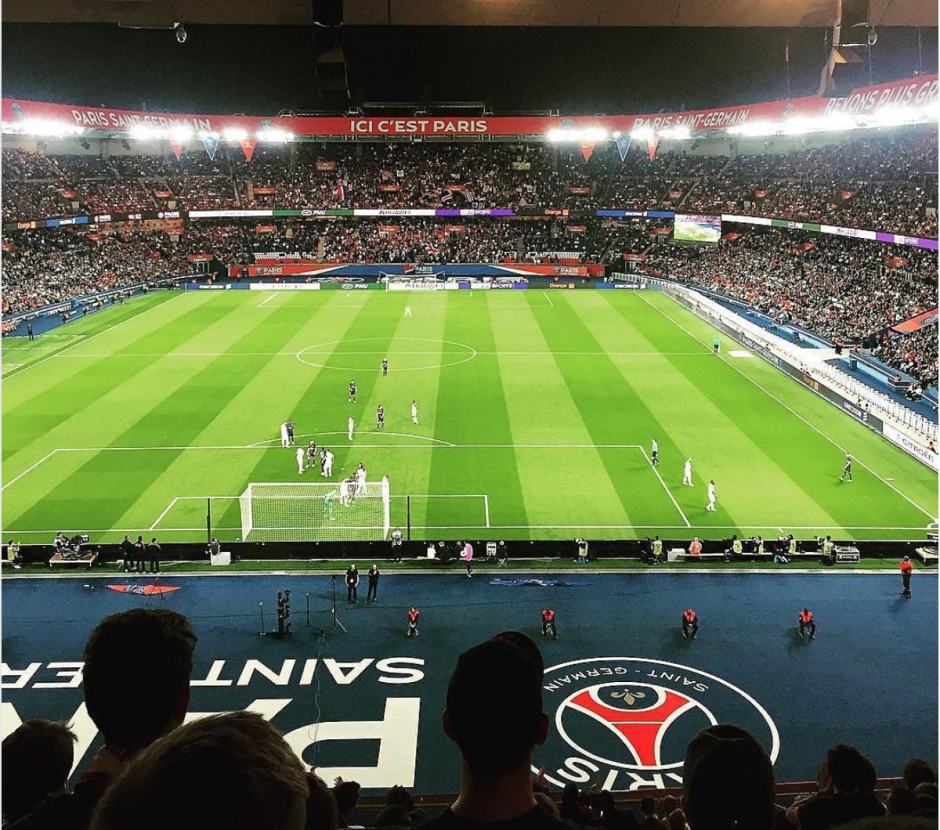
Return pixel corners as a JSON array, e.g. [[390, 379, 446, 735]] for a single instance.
[[629, 126, 654, 141], [659, 125, 691, 140], [223, 128, 249, 142], [257, 128, 294, 142], [5, 119, 85, 138]]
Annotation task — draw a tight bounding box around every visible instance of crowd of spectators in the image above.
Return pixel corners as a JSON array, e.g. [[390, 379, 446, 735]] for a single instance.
[[641, 226, 938, 387], [2, 608, 936, 830], [2, 127, 936, 235], [872, 326, 939, 389]]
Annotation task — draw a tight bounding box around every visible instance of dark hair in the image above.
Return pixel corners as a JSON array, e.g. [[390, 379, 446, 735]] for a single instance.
[[2, 719, 76, 823], [446, 635, 543, 777], [887, 785, 918, 816], [827, 745, 869, 793], [83, 609, 196, 748], [376, 804, 411, 827], [306, 773, 339, 830], [904, 758, 937, 790], [640, 796, 656, 816], [683, 724, 775, 830], [333, 781, 361, 816], [385, 786, 414, 811]]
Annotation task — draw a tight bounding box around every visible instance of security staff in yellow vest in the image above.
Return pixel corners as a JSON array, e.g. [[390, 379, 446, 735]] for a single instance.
[[652, 536, 663, 563]]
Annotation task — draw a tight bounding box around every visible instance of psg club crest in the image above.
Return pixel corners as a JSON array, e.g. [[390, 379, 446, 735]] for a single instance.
[[534, 658, 779, 790]]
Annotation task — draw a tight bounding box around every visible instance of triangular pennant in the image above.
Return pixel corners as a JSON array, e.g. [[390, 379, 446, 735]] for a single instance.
[[202, 134, 220, 161], [579, 140, 595, 162], [169, 138, 183, 161], [239, 138, 257, 162], [615, 133, 630, 162], [646, 135, 660, 162]]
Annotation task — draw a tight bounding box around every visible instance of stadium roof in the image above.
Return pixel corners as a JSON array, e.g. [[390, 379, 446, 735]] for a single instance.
[[2, 0, 937, 28]]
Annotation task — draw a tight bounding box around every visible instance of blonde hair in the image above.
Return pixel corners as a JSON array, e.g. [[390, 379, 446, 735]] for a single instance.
[[91, 712, 308, 830]]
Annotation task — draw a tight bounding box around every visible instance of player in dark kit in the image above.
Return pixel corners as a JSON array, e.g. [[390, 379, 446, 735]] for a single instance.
[[286, 419, 294, 445], [407, 605, 420, 637], [541, 608, 558, 639], [306, 441, 317, 470], [376, 405, 385, 430], [349, 380, 357, 403], [798, 608, 816, 639], [382, 358, 389, 376], [682, 607, 699, 639]]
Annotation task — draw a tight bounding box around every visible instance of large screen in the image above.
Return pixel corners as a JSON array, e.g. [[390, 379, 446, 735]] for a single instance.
[[673, 214, 722, 244]]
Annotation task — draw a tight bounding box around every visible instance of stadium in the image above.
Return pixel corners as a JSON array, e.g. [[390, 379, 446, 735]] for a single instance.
[[1, 1, 939, 828]]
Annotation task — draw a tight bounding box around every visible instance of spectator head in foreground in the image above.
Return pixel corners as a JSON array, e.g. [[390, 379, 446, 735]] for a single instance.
[[682, 723, 775, 830], [90, 711, 309, 830], [83, 608, 196, 754], [2, 719, 77, 823], [904, 758, 937, 791], [441, 633, 548, 823], [333, 780, 362, 828], [305, 773, 339, 830]]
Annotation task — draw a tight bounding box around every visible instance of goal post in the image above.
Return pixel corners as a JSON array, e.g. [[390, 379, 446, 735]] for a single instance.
[[238, 480, 391, 542]]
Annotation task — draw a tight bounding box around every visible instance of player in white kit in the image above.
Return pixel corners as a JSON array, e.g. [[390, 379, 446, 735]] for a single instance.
[[706, 480, 717, 512], [348, 416, 354, 441], [280, 421, 290, 448], [296, 447, 305, 474], [411, 400, 418, 425], [324, 449, 334, 477], [683, 458, 694, 486]]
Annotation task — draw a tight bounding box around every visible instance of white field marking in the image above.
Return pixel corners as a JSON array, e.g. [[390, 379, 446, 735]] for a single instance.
[[2, 364, 24, 374], [639, 446, 691, 528], [637, 292, 939, 521], [3, 524, 931, 535], [543, 292, 554, 308], [149, 497, 179, 530], [1, 449, 60, 491], [51, 350, 712, 358], [484, 494, 490, 527], [3, 292, 185, 381], [248, 431, 455, 447], [258, 293, 279, 307], [729, 350, 753, 358]]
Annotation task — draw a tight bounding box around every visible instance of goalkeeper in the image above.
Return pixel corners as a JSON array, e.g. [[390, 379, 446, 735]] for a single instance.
[[324, 491, 335, 522]]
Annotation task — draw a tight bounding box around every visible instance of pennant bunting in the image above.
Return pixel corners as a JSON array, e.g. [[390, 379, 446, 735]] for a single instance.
[[201, 134, 219, 161], [169, 138, 183, 161], [615, 133, 631, 162], [579, 140, 595, 162], [646, 135, 660, 161], [239, 138, 257, 162]]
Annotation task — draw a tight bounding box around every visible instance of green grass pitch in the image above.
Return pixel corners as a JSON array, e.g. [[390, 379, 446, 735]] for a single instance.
[[2, 288, 937, 542]]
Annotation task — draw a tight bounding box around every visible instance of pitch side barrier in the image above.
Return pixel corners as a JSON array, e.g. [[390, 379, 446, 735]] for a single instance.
[[3, 538, 928, 568], [625, 275, 939, 470]]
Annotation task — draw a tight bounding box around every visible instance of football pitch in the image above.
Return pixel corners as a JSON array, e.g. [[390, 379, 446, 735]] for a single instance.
[[2, 288, 937, 542]]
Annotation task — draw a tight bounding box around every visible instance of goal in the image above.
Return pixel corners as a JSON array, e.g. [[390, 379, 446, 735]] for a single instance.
[[239, 480, 390, 542]]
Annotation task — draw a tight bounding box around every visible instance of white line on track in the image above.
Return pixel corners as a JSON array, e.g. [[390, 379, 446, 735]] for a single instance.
[[543, 292, 554, 307], [636, 292, 938, 521], [639, 446, 691, 527], [3, 293, 185, 381]]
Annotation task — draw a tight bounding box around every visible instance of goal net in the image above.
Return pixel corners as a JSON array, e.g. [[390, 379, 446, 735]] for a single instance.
[[239, 480, 390, 542]]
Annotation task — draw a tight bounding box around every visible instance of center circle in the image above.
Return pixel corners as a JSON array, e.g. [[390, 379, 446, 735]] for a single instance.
[[296, 337, 477, 372]]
